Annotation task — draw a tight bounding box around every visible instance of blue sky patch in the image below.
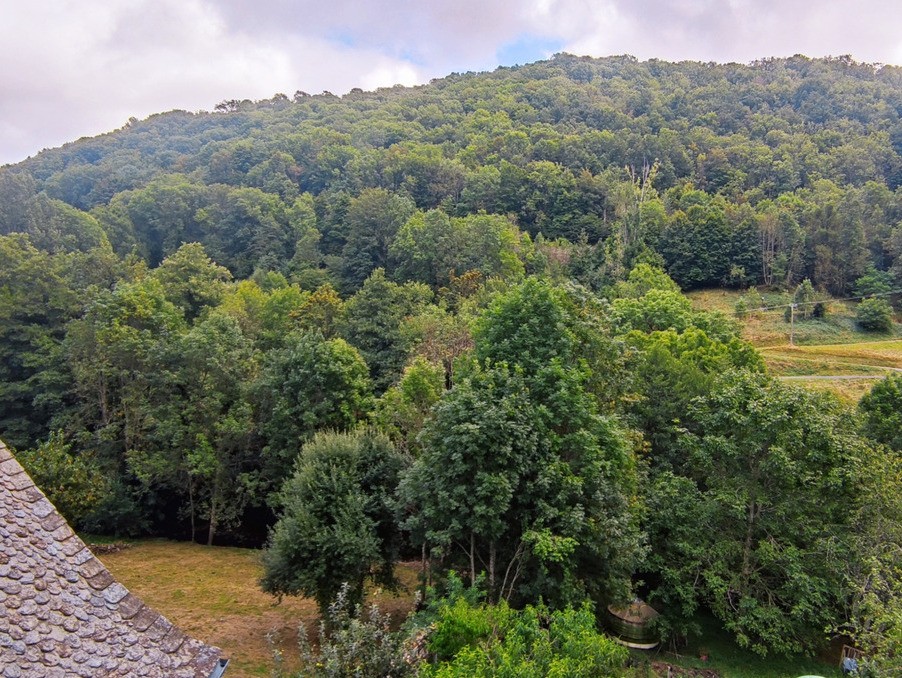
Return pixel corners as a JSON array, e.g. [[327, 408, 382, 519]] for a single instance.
[[497, 35, 565, 67]]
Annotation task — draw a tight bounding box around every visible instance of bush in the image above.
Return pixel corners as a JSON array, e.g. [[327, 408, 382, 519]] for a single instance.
[[856, 297, 894, 332], [260, 430, 406, 615], [420, 598, 629, 677], [276, 583, 413, 678], [16, 432, 111, 527]]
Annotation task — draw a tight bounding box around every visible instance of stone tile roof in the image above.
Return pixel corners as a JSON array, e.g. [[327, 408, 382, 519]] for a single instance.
[[0, 440, 225, 677]]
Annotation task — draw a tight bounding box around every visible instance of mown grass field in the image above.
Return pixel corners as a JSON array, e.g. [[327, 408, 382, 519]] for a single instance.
[[101, 540, 419, 678], [687, 289, 902, 402]]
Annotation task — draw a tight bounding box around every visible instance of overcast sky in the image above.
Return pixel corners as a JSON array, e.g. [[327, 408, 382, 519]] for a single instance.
[[2, 0, 901, 166]]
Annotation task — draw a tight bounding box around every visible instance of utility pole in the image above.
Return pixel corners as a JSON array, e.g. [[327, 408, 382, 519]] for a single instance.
[[789, 303, 796, 346]]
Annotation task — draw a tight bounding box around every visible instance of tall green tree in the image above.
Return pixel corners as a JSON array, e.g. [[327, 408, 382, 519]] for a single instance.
[[340, 269, 432, 392], [840, 445, 902, 675], [128, 313, 257, 545], [261, 431, 407, 614], [151, 242, 232, 323], [405, 278, 642, 608], [859, 373, 902, 451], [646, 371, 862, 655], [339, 189, 415, 292], [257, 332, 372, 491]]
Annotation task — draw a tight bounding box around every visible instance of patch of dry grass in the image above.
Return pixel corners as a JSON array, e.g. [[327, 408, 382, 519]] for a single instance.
[[101, 540, 419, 678], [780, 339, 902, 365]]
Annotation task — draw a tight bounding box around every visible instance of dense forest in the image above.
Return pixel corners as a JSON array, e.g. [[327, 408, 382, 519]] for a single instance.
[[1, 54, 901, 674]]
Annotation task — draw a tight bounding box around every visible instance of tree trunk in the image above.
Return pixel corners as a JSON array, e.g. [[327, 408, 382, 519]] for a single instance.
[[420, 543, 428, 601], [188, 482, 196, 544], [470, 532, 476, 587], [207, 485, 218, 547], [489, 540, 496, 600], [741, 497, 757, 591]]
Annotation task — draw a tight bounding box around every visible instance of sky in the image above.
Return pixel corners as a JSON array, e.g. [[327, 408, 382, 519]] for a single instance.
[[2, 0, 902, 166]]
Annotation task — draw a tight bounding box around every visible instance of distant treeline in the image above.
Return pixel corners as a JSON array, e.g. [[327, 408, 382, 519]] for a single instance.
[[2, 53, 901, 296]]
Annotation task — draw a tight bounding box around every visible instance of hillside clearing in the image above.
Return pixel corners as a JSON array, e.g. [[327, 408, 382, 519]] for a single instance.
[[687, 289, 901, 400]]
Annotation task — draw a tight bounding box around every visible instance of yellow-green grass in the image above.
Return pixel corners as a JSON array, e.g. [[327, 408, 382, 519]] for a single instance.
[[685, 289, 900, 347], [100, 540, 847, 678], [766, 339, 902, 365], [101, 540, 419, 678], [760, 340, 902, 403], [687, 289, 901, 401], [761, 341, 902, 373]]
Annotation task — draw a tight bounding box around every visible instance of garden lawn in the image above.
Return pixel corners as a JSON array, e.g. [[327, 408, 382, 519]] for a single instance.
[[100, 539, 418, 678]]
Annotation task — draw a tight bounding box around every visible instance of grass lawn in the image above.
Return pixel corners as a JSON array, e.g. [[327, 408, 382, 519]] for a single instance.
[[100, 539, 419, 678], [628, 614, 844, 678]]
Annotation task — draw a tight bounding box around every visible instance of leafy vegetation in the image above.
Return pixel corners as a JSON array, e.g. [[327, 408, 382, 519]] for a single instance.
[[2, 53, 902, 674]]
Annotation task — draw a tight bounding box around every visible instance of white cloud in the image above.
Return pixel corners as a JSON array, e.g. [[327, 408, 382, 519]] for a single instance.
[[2, 0, 901, 165]]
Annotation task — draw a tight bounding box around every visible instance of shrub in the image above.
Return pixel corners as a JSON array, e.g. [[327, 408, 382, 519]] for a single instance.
[[16, 432, 111, 527], [856, 297, 894, 332], [277, 584, 413, 678], [421, 598, 629, 677]]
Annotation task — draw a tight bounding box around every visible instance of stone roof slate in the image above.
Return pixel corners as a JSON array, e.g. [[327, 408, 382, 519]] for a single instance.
[[0, 440, 225, 677]]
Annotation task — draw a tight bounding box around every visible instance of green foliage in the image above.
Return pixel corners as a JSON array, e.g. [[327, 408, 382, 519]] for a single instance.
[[839, 446, 902, 676], [400, 363, 540, 594], [401, 303, 475, 390], [16, 432, 110, 527], [391, 209, 525, 287], [340, 268, 433, 392], [612, 289, 694, 334], [339, 188, 416, 292], [260, 431, 406, 615], [285, 584, 413, 678], [131, 312, 257, 544], [258, 332, 372, 487], [611, 263, 681, 299], [473, 277, 578, 376], [625, 327, 764, 464], [15, 194, 110, 254], [856, 297, 894, 332], [0, 235, 79, 448], [647, 371, 863, 656], [854, 266, 895, 298], [612, 287, 740, 340], [421, 598, 628, 677], [151, 242, 233, 322], [370, 356, 445, 453], [859, 374, 902, 450], [406, 278, 641, 607], [65, 276, 188, 493], [786, 278, 821, 321], [427, 595, 495, 662]]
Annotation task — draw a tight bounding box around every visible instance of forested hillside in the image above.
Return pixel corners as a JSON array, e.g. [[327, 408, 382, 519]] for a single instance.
[[5, 53, 902, 292], [1, 54, 901, 673]]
